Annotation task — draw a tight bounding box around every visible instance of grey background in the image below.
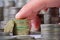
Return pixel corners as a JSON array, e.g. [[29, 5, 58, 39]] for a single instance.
[[0, 0, 30, 29]]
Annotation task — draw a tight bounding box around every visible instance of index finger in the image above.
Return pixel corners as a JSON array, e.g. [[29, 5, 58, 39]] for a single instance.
[[15, 0, 60, 19], [15, 0, 46, 19]]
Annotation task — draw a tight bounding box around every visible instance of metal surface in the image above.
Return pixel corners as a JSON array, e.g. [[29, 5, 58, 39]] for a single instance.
[[0, 35, 42, 40], [41, 24, 60, 40]]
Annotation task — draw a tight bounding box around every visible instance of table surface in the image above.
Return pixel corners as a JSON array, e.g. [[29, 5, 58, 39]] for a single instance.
[[0, 35, 42, 40]]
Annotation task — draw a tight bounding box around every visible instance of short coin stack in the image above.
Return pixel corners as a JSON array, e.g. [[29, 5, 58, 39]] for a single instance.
[[13, 19, 30, 35], [4, 19, 30, 35], [41, 24, 60, 40]]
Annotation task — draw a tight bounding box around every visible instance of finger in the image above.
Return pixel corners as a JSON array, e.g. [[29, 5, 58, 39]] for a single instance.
[[15, 0, 46, 19], [15, 0, 60, 19], [30, 15, 41, 32], [46, 0, 60, 7]]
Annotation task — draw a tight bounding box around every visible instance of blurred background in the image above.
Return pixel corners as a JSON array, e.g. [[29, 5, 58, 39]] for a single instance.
[[0, 0, 60, 40], [0, 0, 60, 32], [0, 0, 30, 30]]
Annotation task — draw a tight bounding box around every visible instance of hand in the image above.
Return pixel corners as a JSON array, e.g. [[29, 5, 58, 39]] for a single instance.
[[15, 0, 60, 31], [15, 0, 60, 19]]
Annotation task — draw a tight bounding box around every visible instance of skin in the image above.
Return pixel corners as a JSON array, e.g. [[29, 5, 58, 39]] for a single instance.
[[15, 0, 60, 31]]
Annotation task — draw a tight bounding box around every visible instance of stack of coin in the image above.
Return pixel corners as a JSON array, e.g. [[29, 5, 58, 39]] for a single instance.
[[41, 24, 60, 40], [4, 0, 15, 7], [0, 0, 4, 7], [13, 19, 30, 35], [8, 7, 20, 20], [0, 0, 4, 21], [26, 0, 30, 3], [1, 21, 8, 29], [4, 19, 30, 35], [50, 17, 59, 24], [15, 0, 27, 8], [48, 7, 59, 24], [4, 20, 14, 33], [15, 36, 35, 40], [3, 7, 9, 21], [44, 11, 50, 24], [0, 7, 4, 21]]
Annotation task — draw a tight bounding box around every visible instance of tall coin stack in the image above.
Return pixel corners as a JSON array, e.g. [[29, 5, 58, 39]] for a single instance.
[[48, 7, 59, 24], [4, 0, 15, 7], [8, 7, 20, 20], [0, 0, 4, 29], [15, 0, 27, 8], [3, 0, 15, 21], [0, 0, 4, 21], [41, 24, 60, 40], [0, 0, 15, 29]]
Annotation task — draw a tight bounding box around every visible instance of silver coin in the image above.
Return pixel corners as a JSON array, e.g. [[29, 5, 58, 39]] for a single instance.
[[41, 24, 60, 40]]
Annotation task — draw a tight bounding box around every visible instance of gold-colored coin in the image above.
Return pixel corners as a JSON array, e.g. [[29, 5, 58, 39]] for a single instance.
[[4, 20, 14, 33]]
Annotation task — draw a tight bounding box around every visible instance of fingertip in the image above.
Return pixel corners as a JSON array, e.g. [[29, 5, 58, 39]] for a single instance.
[[15, 12, 26, 19], [15, 13, 21, 19]]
